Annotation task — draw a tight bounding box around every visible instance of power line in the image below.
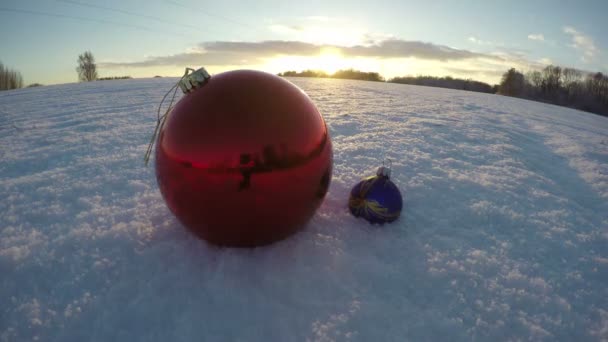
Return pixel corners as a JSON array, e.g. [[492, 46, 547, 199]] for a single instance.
[[164, 0, 266, 35], [0, 7, 192, 38], [56, 0, 221, 36]]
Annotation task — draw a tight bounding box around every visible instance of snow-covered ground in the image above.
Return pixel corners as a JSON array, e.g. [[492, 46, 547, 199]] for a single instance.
[[1, 77, 607, 341]]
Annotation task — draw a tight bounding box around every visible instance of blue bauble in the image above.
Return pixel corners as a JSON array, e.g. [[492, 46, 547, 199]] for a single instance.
[[348, 169, 403, 224]]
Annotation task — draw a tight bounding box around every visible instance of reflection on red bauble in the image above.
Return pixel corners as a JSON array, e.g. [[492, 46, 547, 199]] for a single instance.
[[155, 70, 333, 247]]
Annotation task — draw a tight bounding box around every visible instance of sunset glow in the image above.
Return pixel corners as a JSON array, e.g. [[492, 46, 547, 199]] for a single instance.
[[316, 48, 345, 74], [0, 1, 605, 85]]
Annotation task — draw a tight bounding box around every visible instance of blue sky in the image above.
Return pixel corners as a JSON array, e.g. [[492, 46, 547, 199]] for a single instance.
[[1, 0, 606, 85]]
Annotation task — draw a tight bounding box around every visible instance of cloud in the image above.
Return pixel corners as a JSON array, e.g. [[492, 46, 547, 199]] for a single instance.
[[305, 16, 332, 22], [99, 39, 559, 84], [468, 37, 481, 44], [100, 39, 502, 68], [527, 34, 545, 41], [268, 24, 304, 34], [467, 36, 503, 46], [485, 50, 547, 71], [267, 17, 360, 46], [362, 32, 396, 45], [563, 26, 599, 62], [344, 40, 498, 60], [444, 66, 506, 78]]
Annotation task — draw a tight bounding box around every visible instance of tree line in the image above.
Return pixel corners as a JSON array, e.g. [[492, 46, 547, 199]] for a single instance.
[[279, 65, 608, 116], [498, 66, 608, 116], [97, 76, 132, 80], [279, 70, 330, 78], [389, 75, 497, 94], [279, 69, 495, 93], [278, 69, 385, 82]]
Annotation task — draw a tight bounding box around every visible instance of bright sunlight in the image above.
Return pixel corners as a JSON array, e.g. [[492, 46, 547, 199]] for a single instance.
[[266, 48, 351, 75]]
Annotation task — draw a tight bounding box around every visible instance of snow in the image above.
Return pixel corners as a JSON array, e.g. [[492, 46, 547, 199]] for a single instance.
[[1, 77, 607, 341]]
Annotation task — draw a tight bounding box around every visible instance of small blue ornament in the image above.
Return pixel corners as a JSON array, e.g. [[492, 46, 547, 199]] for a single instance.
[[348, 165, 403, 224]]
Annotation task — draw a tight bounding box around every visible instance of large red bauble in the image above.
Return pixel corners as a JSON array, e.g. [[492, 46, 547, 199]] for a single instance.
[[155, 70, 333, 247]]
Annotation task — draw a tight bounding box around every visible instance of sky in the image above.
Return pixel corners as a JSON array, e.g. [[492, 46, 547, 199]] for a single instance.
[[1, 0, 607, 85]]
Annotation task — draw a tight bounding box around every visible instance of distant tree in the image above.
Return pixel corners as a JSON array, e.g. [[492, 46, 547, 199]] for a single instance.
[[562, 68, 582, 88], [389, 75, 495, 94], [332, 69, 384, 82], [505, 65, 608, 116], [0, 61, 24, 91], [498, 68, 525, 96], [76, 51, 98, 82], [523, 71, 541, 97], [562, 68, 583, 99], [586, 72, 608, 104], [526, 70, 543, 89], [278, 69, 384, 82], [97, 76, 132, 81], [541, 65, 561, 98], [278, 70, 329, 78], [27, 83, 43, 88]]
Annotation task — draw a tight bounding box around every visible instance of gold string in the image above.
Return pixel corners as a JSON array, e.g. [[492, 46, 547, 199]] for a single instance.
[[143, 69, 192, 166]]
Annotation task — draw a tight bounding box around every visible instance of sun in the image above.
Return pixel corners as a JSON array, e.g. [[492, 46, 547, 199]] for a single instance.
[[315, 48, 346, 74], [265, 48, 352, 76]]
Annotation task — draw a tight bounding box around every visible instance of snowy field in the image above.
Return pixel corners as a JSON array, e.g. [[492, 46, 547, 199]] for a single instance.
[[1, 77, 607, 341]]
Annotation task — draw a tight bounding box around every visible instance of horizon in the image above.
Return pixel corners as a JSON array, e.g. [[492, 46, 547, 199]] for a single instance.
[[1, 0, 607, 86]]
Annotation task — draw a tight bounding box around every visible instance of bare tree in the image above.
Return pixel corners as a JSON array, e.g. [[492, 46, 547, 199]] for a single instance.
[[541, 65, 561, 97], [0, 61, 24, 91], [586, 72, 608, 104], [76, 51, 98, 82], [526, 71, 543, 89], [562, 68, 582, 87], [562, 68, 583, 99]]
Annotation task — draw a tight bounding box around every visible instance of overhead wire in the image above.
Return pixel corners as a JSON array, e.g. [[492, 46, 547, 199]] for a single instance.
[[55, 0, 221, 35], [0, 7, 192, 38], [164, 0, 267, 36], [2, 1, 268, 41]]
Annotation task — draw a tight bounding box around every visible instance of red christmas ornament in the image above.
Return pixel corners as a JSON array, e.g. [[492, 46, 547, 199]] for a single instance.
[[155, 70, 333, 247]]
